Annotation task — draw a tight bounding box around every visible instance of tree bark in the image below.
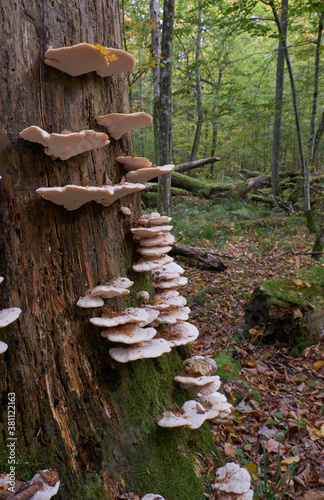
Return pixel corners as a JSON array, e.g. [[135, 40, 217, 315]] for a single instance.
[[210, 70, 223, 177], [270, 0, 288, 197], [150, 0, 161, 165], [0, 1, 215, 499], [190, 2, 203, 165], [158, 0, 175, 215]]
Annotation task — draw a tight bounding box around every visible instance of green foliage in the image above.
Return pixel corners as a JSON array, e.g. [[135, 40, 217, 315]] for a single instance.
[[240, 442, 296, 500]]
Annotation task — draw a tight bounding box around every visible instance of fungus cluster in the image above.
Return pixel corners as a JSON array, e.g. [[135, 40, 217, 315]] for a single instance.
[[157, 355, 232, 429], [0, 278, 22, 355], [212, 462, 253, 499], [97, 112, 152, 140], [117, 156, 175, 184]]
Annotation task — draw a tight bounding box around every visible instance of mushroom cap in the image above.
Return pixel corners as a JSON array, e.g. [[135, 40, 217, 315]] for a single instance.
[[133, 255, 174, 272], [29, 469, 60, 500], [36, 183, 146, 211], [90, 285, 130, 299], [152, 262, 184, 280], [116, 156, 152, 170], [131, 225, 173, 238], [183, 356, 217, 376], [155, 290, 179, 300], [110, 277, 134, 289], [213, 463, 251, 495], [138, 233, 175, 247], [76, 295, 105, 308], [45, 43, 135, 77], [0, 307, 21, 328], [109, 338, 171, 362], [138, 245, 172, 257], [156, 411, 190, 429], [101, 325, 156, 344], [146, 294, 187, 311], [91, 307, 159, 328], [0, 340, 8, 354], [141, 495, 165, 500], [197, 392, 230, 420], [157, 321, 199, 347], [152, 306, 191, 325], [174, 374, 221, 391], [154, 276, 188, 290], [0, 277, 4, 284], [20, 126, 110, 160], [181, 400, 207, 429], [138, 213, 172, 226], [197, 380, 223, 395], [96, 47, 136, 76], [125, 164, 175, 184], [96, 112, 152, 140], [137, 290, 150, 302]]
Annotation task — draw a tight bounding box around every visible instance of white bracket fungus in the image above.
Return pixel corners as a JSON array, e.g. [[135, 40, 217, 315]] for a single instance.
[[132, 254, 174, 272], [109, 338, 171, 363], [45, 43, 135, 77], [142, 495, 165, 500], [138, 233, 175, 247], [90, 308, 159, 328], [138, 245, 172, 257], [197, 392, 232, 420], [0, 307, 22, 328], [137, 290, 150, 302], [131, 225, 173, 239], [152, 306, 191, 325], [157, 400, 207, 430], [116, 156, 153, 170], [152, 262, 184, 280], [213, 462, 253, 498], [0, 341, 8, 354], [153, 276, 188, 290], [97, 112, 152, 140], [101, 325, 157, 344], [20, 126, 110, 160], [137, 213, 172, 226], [76, 295, 105, 308], [174, 374, 221, 392], [125, 164, 175, 184], [28, 468, 60, 499], [183, 356, 217, 376], [146, 294, 187, 311], [36, 182, 146, 211], [77, 278, 133, 308], [157, 321, 199, 347]]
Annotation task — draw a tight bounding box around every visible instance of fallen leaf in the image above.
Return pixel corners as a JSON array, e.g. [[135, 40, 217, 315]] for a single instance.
[[282, 455, 300, 465], [243, 462, 258, 481], [224, 442, 236, 457], [314, 360, 324, 371], [293, 278, 303, 286], [235, 401, 254, 413], [303, 491, 324, 500], [294, 308, 303, 319]]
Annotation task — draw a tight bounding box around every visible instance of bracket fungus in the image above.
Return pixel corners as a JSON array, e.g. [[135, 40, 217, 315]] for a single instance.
[[91, 307, 159, 328], [157, 401, 207, 430], [101, 325, 156, 344], [151, 262, 184, 281], [152, 306, 191, 325], [97, 112, 152, 140], [125, 164, 175, 184], [36, 182, 145, 210], [0, 341, 8, 354], [132, 254, 174, 272], [116, 156, 153, 170], [137, 245, 172, 257], [20, 126, 110, 160], [137, 213, 172, 226], [213, 463, 253, 499], [138, 233, 175, 247], [131, 225, 173, 239], [141, 495, 165, 500], [0, 307, 22, 328], [153, 276, 188, 290], [76, 295, 105, 309], [197, 392, 232, 420], [29, 469, 60, 500], [174, 374, 221, 392], [109, 338, 171, 363], [45, 43, 135, 77], [156, 321, 199, 347], [183, 356, 217, 377], [77, 278, 133, 308]]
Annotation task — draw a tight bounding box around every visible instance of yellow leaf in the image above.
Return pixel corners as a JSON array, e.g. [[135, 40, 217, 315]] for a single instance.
[[314, 360, 324, 371], [293, 279, 303, 286], [294, 309, 303, 319], [282, 455, 300, 465], [304, 281, 312, 288], [244, 463, 258, 481], [306, 425, 322, 441], [321, 423, 324, 437]]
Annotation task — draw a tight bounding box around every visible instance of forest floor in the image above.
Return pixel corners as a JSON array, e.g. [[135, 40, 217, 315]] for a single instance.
[[170, 197, 324, 499]]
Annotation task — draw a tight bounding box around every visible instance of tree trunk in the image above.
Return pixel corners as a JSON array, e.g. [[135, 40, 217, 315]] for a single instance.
[[189, 2, 203, 165], [157, 0, 175, 215], [270, 0, 288, 197], [210, 70, 223, 177], [150, 0, 161, 165], [0, 2, 216, 499]]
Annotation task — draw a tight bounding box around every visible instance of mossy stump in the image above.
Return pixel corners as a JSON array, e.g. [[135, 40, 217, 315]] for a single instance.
[[243, 266, 324, 349]]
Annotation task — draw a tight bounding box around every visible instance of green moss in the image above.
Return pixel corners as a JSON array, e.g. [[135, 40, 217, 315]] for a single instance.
[[260, 265, 324, 309]]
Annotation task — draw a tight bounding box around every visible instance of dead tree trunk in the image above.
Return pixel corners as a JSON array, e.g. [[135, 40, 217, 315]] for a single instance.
[[0, 2, 215, 499]]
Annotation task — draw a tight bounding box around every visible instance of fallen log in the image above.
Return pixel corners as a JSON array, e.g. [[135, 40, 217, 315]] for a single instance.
[[171, 243, 227, 271], [174, 156, 221, 174]]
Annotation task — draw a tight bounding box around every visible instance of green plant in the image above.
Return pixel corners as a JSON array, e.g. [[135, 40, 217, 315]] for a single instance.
[[240, 443, 296, 500]]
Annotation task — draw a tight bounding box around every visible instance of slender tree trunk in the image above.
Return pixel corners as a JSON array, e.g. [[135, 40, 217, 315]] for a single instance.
[[210, 70, 223, 177], [271, 0, 288, 197], [158, 0, 175, 215], [0, 1, 215, 498], [313, 107, 324, 160], [150, 0, 161, 165], [190, 2, 203, 165]]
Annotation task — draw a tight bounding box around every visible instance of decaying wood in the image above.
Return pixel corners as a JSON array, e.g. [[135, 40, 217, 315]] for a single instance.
[[171, 244, 227, 271], [174, 156, 221, 174]]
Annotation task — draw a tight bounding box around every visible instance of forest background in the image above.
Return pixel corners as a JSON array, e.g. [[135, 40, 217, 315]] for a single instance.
[[121, 0, 324, 183]]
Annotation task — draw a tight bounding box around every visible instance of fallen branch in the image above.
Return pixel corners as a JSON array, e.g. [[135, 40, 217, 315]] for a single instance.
[[174, 156, 221, 174], [171, 243, 227, 271], [271, 250, 324, 260]]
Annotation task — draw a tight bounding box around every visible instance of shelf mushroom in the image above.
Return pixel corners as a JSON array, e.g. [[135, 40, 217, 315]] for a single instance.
[[125, 164, 175, 184], [137, 212, 172, 226], [142, 495, 165, 500], [133, 254, 174, 272], [45, 43, 135, 77], [90, 307, 159, 328], [77, 277, 134, 308], [109, 338, 171, 363], [157, 400, 207, 430], [116, 156, 153, 170], [155, 322, 199, 347], [36, 182, 146, 211], [101, 325, 157, 344], [213, 463, 253, 500], [97, 112, 152, 140], [20, 126, 110, 160]]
